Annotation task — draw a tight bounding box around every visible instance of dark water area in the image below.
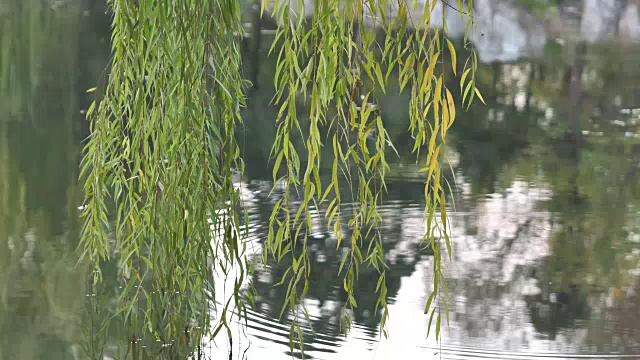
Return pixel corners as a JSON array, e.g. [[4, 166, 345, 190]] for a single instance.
[[2, 1, 640, 359]]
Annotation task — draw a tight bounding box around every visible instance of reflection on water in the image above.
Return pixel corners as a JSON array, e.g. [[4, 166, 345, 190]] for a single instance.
[[0, 1, 110, 359], [2, 1, 640, 359]]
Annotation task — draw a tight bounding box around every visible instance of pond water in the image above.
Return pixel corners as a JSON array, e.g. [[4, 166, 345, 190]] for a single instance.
[[2, 1, 640, 359]]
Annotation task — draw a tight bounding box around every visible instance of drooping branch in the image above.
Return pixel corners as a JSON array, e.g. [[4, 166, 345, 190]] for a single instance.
[[79, 0, 481, 357]]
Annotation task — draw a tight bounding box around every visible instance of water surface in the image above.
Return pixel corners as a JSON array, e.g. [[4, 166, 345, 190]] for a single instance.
[[2, 2, 640, 359]]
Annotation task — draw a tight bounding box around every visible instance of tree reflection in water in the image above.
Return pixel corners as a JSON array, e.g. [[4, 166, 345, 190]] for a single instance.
[[2, 1, 640, 358]]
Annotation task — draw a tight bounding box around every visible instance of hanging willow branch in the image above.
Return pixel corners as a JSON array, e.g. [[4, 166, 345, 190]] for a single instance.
[[80, 0, 249, 354], [79, 0, 482, 357], [264, 0, 481, 350]]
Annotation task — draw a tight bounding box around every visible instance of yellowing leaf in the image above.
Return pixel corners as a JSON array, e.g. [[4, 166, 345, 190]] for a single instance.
[[434, 76, 443, 103], [423, 52, 438, 93], [441, 98, 449, 138], [446, 88, 456, 127], [433, 76, 443, 122], [86, 87, 97, 93], [475, 87, 486, 104], [446, 39, 457, 76]]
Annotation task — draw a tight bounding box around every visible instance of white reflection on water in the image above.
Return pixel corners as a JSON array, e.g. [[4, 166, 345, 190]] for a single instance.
[[201, 179, 639, 359]]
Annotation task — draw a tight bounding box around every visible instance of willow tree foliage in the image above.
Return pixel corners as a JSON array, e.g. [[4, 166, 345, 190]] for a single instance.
[[80, 0, 481, 357]]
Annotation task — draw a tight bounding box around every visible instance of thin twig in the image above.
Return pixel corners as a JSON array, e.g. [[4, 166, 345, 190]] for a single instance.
[[440, 0, 474, 22]]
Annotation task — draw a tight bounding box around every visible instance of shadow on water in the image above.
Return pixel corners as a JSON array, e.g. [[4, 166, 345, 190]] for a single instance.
[[2, 0, 640, 359]]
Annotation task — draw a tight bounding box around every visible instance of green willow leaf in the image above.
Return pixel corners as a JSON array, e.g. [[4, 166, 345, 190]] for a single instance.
[[80, 0, 480, 357]]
